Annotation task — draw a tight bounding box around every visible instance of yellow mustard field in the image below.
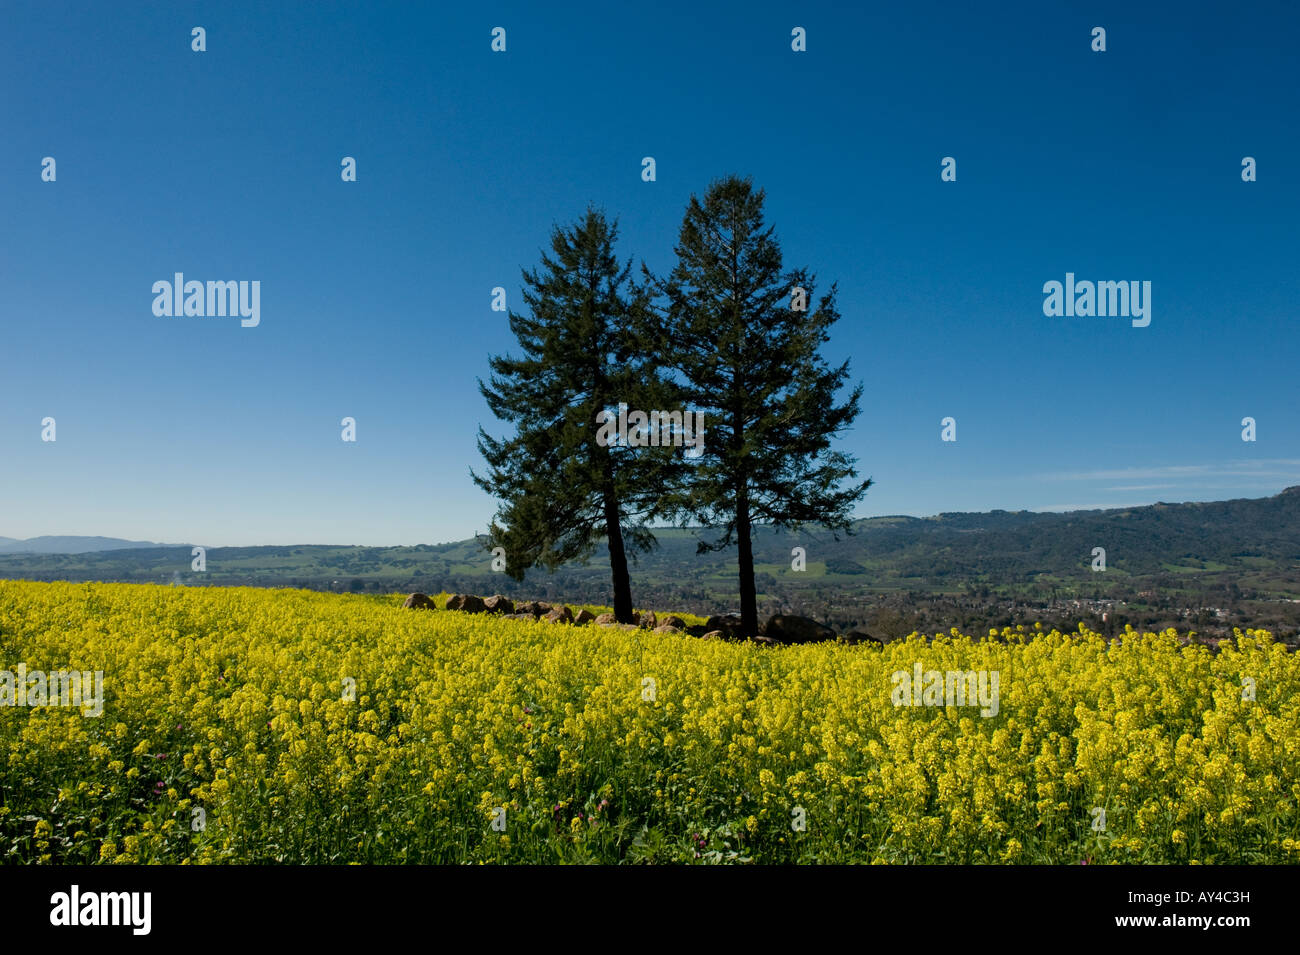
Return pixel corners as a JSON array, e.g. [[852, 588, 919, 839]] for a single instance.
[[0, 579, 1296, 864]]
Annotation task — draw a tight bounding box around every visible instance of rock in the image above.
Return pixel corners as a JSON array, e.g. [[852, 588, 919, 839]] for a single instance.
[[701, 630, 725, 640], [516, 601, 549, 616], [762, 614, 836, 645], [639, 611, 658, 630], [445, 594, 487, 614], [705, 614, 747, 637], [483, 595, 514, 615], [653, 623, 683, 634], [574, 609, 596, 625], [402, 592, 437, 611], [661, 615, 686, 630], [595, 615, 637, 631], [503, 613, 539, 622], [545, 606, 574, 625], [845, 630, 886, 645], [753, 635, 778, 646]]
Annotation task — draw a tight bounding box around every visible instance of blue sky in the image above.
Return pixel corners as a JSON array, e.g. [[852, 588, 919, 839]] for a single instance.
[[2, 1, 1297, 546]]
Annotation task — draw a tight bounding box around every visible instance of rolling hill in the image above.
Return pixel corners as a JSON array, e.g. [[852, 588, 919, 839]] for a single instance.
[[1, 489, 1296, 606]]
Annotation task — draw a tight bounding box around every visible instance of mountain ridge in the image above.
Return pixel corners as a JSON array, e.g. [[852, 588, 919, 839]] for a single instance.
[[0, 536, 171, 555], [0, 488, 1294, 588]]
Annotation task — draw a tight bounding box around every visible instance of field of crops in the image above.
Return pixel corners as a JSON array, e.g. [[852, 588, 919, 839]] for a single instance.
[[1, 580, 1296, 864]]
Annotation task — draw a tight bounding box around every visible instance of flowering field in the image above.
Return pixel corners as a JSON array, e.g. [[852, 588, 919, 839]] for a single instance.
[[1, 579, 1296, 864]]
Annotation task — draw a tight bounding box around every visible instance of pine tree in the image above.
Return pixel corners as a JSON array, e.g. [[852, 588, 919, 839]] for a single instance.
[[473, 208, 678, 623], [644, 175, 871, 636]]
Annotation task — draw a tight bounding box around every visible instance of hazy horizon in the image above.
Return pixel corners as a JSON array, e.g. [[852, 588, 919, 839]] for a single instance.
[[3, 483, 1295, 549]]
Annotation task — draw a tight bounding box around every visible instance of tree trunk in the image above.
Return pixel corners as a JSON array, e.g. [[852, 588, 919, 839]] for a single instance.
[[592, 342, 634, 624], [736, 488, 758, 637], [602, 488, 634, 623]]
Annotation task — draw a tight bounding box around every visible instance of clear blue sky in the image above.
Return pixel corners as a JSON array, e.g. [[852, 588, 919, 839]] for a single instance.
[[2, 1, 1297, 546]]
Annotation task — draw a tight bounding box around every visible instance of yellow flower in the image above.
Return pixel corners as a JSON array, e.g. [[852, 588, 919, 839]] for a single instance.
[[2, 579, 1294, 864]]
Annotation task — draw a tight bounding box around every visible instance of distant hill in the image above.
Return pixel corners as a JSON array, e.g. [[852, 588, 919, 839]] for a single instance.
[[1, 490, 1296, 611], [4, 493, 1295, 642], [0, 536, 171, 555]]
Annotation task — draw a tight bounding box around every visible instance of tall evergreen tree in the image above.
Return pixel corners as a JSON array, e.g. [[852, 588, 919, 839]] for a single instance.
[[473, 208, 678, 623], [644, 175, 871, 636]]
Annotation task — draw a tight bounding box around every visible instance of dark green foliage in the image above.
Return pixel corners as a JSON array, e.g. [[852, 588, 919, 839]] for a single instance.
[[826, 557, 867, 575], [472, 208, 681, 622], [642, 175, 871, 634]]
